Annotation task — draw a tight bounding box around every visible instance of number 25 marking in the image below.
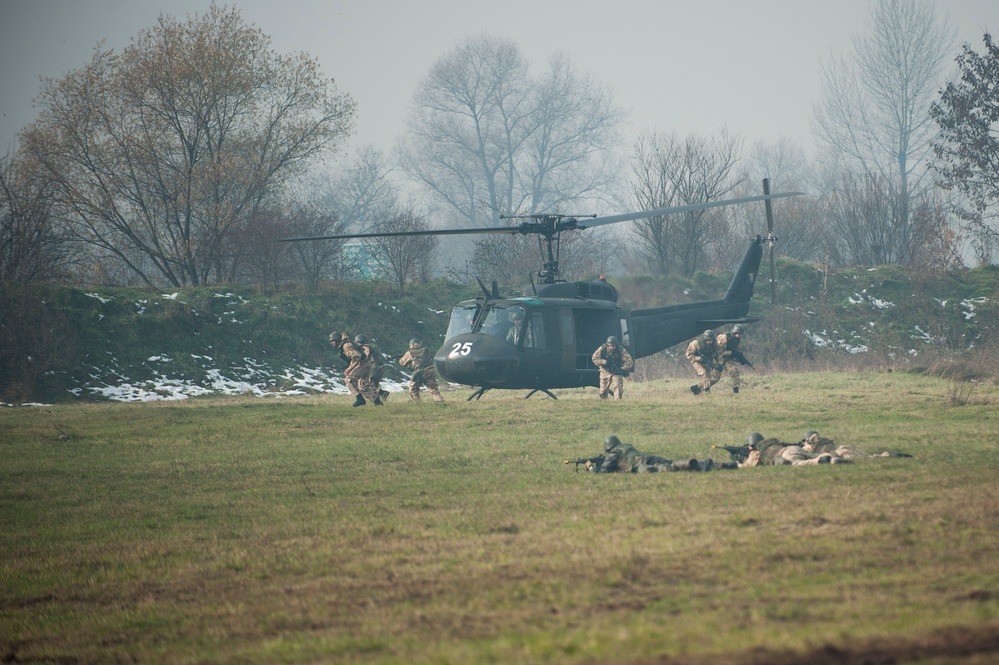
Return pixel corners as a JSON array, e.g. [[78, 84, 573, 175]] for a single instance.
[[449, 342, 473, 357]]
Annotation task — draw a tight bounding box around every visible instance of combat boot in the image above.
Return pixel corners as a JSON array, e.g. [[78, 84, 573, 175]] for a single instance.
[[733, 386, 740, 394], [352, 395, 366, 407], [690, 385, 701, 396]]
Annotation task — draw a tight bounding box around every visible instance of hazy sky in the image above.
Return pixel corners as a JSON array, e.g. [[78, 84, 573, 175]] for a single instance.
[[1, 0, 996, 160]]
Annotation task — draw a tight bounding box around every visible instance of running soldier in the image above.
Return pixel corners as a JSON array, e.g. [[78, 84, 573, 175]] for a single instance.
[[353, 334, 386, 406], [399, 339, 444, 402], [716, 324, 752, 393], [685, 329, 721, 395], [329, 331, 368, 406], [591, 336, 635, 400]]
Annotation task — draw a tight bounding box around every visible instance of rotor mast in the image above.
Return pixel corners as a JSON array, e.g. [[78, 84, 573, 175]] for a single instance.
[[501, 213, 596, 285], [536, 215, 561, 285]]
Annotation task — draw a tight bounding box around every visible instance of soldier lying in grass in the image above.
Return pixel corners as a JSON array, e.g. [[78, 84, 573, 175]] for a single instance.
[[566, 435, 735, 473]]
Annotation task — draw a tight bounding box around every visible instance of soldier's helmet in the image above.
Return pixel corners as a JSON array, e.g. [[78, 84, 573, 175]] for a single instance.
[[747, 432, 765, 446], [354, 334, 369, 345], [604, 434, 622, 452], [329, 331, 343, 343], [409, 338, 421, 349], [703, 329, 716, 341], [732, 324, 746, 335], [804, 430, 819, 442], [606, 336, 619, 346]]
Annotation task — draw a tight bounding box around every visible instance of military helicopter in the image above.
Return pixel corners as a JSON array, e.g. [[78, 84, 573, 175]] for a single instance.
[[282, 179, 802, 399]]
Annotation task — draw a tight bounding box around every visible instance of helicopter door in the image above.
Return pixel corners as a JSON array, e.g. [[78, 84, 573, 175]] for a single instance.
[[573, 307, 621, 369], [558, 309, 575, 371]]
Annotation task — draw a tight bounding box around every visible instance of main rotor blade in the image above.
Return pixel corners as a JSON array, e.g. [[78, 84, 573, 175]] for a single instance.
[[574, 191, 804, 230], [279, 225, 520, 243], [279, 190, 805, 243]]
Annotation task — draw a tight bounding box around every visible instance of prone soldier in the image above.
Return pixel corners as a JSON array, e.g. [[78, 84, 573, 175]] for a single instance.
[[713, 432, 798, 467], [800, 430, 913, 460], [567, 435, 717, 473]]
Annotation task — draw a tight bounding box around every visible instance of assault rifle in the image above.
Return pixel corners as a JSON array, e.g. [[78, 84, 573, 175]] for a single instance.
[[728, 349, 756, 370], [602, 359, 633, 378], [564, 455, 605, 472], [711, 444, 750, 463]]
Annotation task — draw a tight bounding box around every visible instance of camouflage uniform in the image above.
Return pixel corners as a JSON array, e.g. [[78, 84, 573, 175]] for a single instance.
[[777, 446, 849, 465], [354, 335, 385, 406], [591, 337, 635, 400], [594, 435, 713, 473], [717, 433, 795, 467], [685, 330, 721, 395], [330, 331, 368, 405], [399, 339, 444, 402], [801, 430, 912, 460], [716, 324, 748, 393]]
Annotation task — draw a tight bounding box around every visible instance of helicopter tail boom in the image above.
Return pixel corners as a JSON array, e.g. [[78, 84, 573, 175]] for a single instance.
[[628, 237, 765, 359]]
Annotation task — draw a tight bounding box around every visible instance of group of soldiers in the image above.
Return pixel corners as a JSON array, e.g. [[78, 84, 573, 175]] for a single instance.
[[685, 324, 753, 395], [588, 324, 754, 401], [717, 430, 913, 467], [329, 322, 751, 404], [329, 332, 444, 406], [568, 429, 912, 474]]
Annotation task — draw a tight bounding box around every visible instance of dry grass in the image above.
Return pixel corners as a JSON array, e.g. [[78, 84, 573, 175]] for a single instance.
[[1, 371, 998, 664]]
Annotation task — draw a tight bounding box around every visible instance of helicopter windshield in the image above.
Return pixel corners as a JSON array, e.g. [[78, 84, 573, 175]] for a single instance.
[[480, 305, 526, 343], [445, 305, 480, 339]]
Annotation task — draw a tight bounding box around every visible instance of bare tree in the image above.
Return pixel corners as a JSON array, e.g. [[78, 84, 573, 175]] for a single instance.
[[319, 146, 398, 231], [827, 171, 952, 267], [230, 202, 349, 292], [0, 152, 66, 283], [284, 204, 355, 291], [21, 4, 356, 287], [813, 0, 955, 265], [630, 129, 743, 276], [931, 33, 999, 265], [369, 208, 439, 295], [725, 139, 821, 267], [398, 35, 624, 229]]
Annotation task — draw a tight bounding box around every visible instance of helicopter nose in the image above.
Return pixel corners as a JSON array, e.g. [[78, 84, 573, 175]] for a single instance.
[[435, 334, 520, 386]]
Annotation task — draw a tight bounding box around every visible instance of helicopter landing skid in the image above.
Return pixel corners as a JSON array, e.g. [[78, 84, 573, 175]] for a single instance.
[[467, 387, 491, 401], [524, 389, 558, 400]]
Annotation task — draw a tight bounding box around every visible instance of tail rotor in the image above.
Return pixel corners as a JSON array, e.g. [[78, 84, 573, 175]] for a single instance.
[[762, 178, 778, 303]]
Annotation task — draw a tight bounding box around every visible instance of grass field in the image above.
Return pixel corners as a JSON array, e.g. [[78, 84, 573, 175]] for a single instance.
[[2, 371, 998, 664]]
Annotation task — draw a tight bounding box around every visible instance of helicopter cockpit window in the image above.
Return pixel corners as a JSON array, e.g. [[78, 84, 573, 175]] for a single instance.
[[445, 305, 480, 338], [481, 305, 526, 343]]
